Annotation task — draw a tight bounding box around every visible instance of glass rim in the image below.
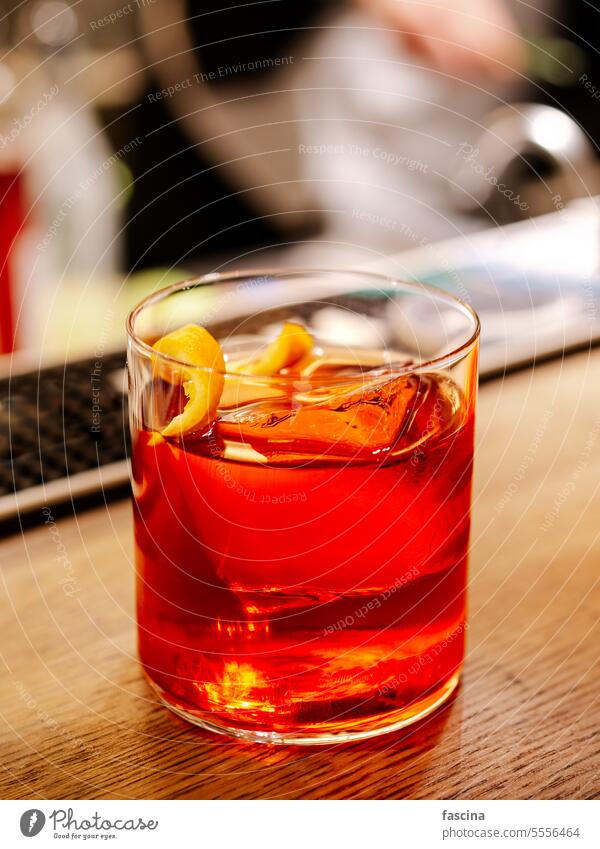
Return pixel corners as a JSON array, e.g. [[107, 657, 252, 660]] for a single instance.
[[126, 267, 481, 380]]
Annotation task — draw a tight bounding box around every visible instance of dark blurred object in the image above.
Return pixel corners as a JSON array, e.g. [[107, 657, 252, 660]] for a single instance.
[[536, 1, 600, 146], [450, 103, 598, 224], [120, 93, 289, 269], [119, 0, 327, 271], [188, 0, 324, 83]]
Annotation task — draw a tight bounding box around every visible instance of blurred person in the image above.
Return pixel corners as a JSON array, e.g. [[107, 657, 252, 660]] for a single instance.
[[121, 0, 526, 270]]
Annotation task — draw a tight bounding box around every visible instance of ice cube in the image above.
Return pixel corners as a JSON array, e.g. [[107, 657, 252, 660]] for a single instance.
[[290, 375, 423, 455], [219, 373, 425, 459]]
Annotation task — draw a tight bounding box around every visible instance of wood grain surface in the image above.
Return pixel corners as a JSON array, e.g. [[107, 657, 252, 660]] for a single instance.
[[1, 351, 600, 799]]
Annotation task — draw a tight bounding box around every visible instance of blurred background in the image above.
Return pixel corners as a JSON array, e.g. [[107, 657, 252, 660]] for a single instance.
[[0, 0, 599, 360]]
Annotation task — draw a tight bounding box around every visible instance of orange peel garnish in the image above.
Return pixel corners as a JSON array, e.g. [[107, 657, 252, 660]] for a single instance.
[[146, 431, 165, 447], [152, 323, 224, 437], [239, 321, 313, 376]]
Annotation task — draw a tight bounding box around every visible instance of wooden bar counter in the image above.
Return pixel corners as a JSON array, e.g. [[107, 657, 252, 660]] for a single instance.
[[1, 351, 599, 799]]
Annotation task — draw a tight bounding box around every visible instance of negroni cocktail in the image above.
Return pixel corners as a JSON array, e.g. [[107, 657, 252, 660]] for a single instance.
[[128, 271, 479, 744]]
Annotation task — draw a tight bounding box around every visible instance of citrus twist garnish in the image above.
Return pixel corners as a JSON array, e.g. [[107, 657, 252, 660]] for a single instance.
[[240, 321, 313, 375], [152, 324, 225, 437]]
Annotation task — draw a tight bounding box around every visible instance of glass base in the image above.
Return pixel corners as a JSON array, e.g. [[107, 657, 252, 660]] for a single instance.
[[146, 670, 461, 746]]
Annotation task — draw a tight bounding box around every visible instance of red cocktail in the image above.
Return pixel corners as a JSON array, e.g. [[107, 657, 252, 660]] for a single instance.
[[128, 271, 479, 743]]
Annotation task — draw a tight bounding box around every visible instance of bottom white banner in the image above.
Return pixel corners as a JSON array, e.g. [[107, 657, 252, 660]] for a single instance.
[[0, 799, 597, 847]]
